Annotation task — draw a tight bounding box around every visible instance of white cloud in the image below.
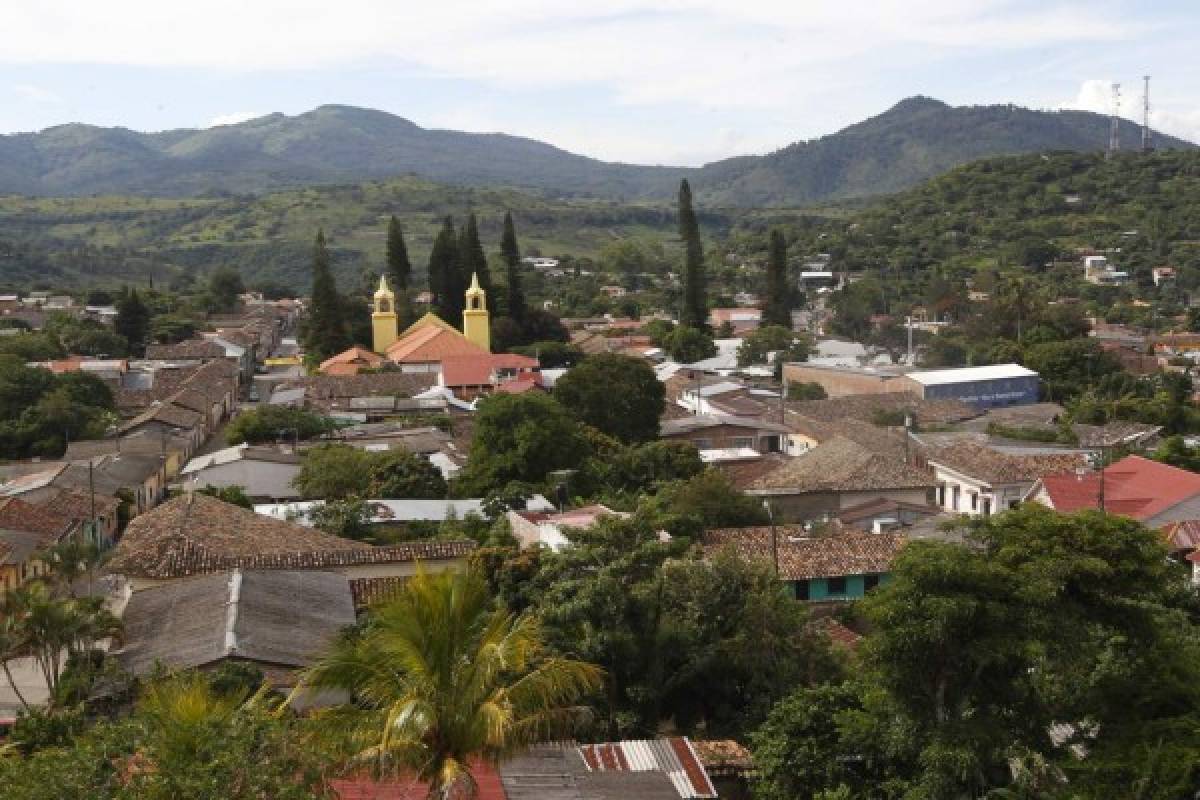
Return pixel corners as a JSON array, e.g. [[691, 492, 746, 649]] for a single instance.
[[0, 1, 1146, 113], [1060, 79, 1200, 145], [205, 111, 264, 128], [12, 83, 62, 104]]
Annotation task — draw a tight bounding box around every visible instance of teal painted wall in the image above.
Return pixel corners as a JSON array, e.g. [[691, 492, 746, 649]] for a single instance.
[[794, 573, 890, 601]]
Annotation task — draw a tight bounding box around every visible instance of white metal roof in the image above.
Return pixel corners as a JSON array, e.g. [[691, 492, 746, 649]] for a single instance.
[[908, 363, 1037, 386]]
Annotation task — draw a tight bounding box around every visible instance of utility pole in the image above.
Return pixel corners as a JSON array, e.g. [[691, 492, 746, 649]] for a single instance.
[[88, 459, 97, 546], [763, 499, 779, 578]]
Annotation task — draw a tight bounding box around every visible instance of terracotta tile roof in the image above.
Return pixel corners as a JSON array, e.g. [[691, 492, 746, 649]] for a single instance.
[[715, 453, 790, 490], [348, 575, 411, 608], [927, 441, 1086, 485], [319, 346, 385, 373], [748, 437, 934, 493], [810, 617, 863, 651], [786, 415, 908, 458], [106, 493, 370, 579], [703, 527, 905, 581], [1036, 455, 1200, 522], [144, 340, 227, 360], [786, 391, 979, 427], [386, 321, 485, 362], [34, 487, 120, 522], [440, 354, 539, 388], [286, 373, 438, 405], [0, 496, 75, 541], [689, 740, 754, 775], [836, 497, 942, 526], [1072, 421, 1162, 448]]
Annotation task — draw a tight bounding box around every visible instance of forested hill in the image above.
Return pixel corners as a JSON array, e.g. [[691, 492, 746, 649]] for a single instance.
[[0, 98, 1192, 205], [0, 105, 684, 200], [693, 96, 1196, 206]]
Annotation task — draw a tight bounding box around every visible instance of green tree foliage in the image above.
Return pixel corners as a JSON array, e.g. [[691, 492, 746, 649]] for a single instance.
[[677, 180, 707, 329], [292, 444, 447, 501], [500, 211, 527, 323], [553, 353, 665, 443], [763, 229, 792, 327], [737, 324, 810, 367], [637, 469, 768, 537], [304, 230, 350, 361], [663, 324, 716, 363], [385, 215, 411, 291], [1023, 338, 1123, 402], [429, 216, 464, 323], [459, 212, 490, 299], [300, 568, 602, 793], [206, 266, 245, 313], [457, 393, 591, 495], [224, 405, 332, 445], [114, 286, 151, 356], [150, 312, 199, 345], [510, 341, 584, 368], [1153, 435, 1200, 471], [0, 331, 64, 361], [196, 485, 254, 509], [787, 381, 828, 401], [589, 440, 704, 496], [0, 358, 115, 458]]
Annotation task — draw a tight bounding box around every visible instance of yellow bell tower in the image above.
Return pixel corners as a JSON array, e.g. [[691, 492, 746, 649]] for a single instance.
[[462, 272, 491, 352], [372, 275, 398, 353]]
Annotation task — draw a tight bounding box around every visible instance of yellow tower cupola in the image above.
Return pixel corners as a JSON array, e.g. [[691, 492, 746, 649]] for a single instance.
[[462, 272, 491, 352], [372, 274, 399, 353]]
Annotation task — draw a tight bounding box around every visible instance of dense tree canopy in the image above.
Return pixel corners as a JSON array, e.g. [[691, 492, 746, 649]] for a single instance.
[[553, 353, 665, 443]]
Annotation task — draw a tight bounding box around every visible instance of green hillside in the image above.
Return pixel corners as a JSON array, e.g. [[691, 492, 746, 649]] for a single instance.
[[0, 99, 1191, 206], [0, 176, 712, 289]]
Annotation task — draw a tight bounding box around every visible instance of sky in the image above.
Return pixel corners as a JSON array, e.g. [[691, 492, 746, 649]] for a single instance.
[[2, 0, 1198, 166]]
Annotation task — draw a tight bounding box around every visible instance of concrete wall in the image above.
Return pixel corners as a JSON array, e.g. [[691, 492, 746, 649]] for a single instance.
[[790, 572, 892, 601], [782, 364, 910, 398], [919, 375, 1040, 409]]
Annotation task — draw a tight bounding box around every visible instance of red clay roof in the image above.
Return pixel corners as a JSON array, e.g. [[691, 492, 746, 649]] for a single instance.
[[320, 346, 384, 373], [1037, 455, 1200, 522], [0, 497, 75, 541], [440, 354, 538, 388], [331, 761, 505, 800], [386, 323, 485, 363]]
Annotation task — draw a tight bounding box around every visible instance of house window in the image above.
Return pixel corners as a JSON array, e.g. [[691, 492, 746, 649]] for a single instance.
[[970, 492, 978, 512], [864, 574, 881, 592], [951, 485, 960, 510], [982, 497, 992, 517], [826, 576, 847, 595], [794, 580, 810, 601], [937, 483, 946, 506], [730, 436, 754, 449], [693, 438, 712, 449]]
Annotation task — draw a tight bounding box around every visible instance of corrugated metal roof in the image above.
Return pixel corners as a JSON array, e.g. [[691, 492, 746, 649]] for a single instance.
[[907, 363, 1038, 386], [576, 738, 716, 799]]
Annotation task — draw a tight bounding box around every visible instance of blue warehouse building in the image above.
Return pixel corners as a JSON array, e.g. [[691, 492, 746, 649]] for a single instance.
[[905, 363, 1040, 409]]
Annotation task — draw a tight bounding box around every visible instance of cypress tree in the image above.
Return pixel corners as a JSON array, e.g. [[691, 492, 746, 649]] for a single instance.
[[429, 217, 466, 323], [459, 213, 491, 298], [385, 216, 414, 327], [500, 211, 526, 323], [763, 229, 792, 327], [678, 179, 707, 329], [385, 215, 412, 290], [114, 286, 151, 356], [306, 229, 350, 360]]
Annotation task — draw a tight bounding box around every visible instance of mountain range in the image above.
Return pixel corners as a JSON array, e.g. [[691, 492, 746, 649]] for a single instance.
[[0, 97, 1193, 206]]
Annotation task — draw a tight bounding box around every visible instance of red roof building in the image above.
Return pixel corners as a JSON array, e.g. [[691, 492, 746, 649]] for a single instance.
[[1027, 455, 1200, 527], [319, 346, 385, 376]]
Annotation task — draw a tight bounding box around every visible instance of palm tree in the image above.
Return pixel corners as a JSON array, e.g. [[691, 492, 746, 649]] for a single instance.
[[41, 539, 102, 598], [299, 568, 603, 799], [0, 613, 30, 711]]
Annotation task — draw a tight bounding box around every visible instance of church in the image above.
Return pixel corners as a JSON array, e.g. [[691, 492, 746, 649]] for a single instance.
[[318, 273, 539, 398]]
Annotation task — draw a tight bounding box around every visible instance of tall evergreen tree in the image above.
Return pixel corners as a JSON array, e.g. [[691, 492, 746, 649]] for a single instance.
[[306, 229, 350, 360], [459, 213, 491, 298], [500, 211, 526, 323], [429, 217, 465, 323], [385, 215, 412, 290], [763, 229, 792, 327], [385, 216, 414, 328], [678, 180, 707, 329], [114, 287, 151, 356]]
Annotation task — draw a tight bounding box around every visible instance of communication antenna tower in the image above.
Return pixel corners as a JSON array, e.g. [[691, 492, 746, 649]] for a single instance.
[[1107, 82, 1121, 158], [1141, 75, 1152, 153]]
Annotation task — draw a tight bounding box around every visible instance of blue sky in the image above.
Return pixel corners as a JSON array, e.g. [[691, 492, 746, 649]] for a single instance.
[[2, 0, 1198, 165]]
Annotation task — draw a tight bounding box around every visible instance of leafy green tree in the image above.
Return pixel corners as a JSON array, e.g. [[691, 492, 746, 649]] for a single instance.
[[1024, 338, 1124, 402], [663, 324, 716, 363], [457, 393, 590, 495], [207, 266, 245, 313], [590, 440, 704, 495], [308, 497, 374, 542], [737, 325, 810, 367], [554, 354, 665, 443], [292, 444, 374, 500], [197, 485, 254, 509], [787, 381, 827, 401], [511, 341, 584, 368], [0, 332, 65, 361], [114, 287, 151, 356], [677, 180, 707, 329], [367, 449, 448, 498], [763, 229, 792, 327], [1153, 435, 1200, 472], [55, 371, 115, 411], [301, 568, 602, 793], [459, 212, 491, 299], [500, 211, 526, 323], [224, 405, 331, 445], [305, 230, 350, 361], [637, 469, 769, 537], [150, 313, 199, 345]]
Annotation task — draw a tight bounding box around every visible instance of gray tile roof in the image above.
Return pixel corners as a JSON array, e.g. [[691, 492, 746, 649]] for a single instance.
[[749, 436, 934, 493]]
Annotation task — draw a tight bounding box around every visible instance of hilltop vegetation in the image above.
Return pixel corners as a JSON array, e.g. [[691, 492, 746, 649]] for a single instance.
[[0, 98, 1191, 207]]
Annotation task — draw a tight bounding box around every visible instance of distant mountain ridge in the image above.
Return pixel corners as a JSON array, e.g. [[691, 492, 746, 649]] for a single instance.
[[0, 98, 1192, 205]]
